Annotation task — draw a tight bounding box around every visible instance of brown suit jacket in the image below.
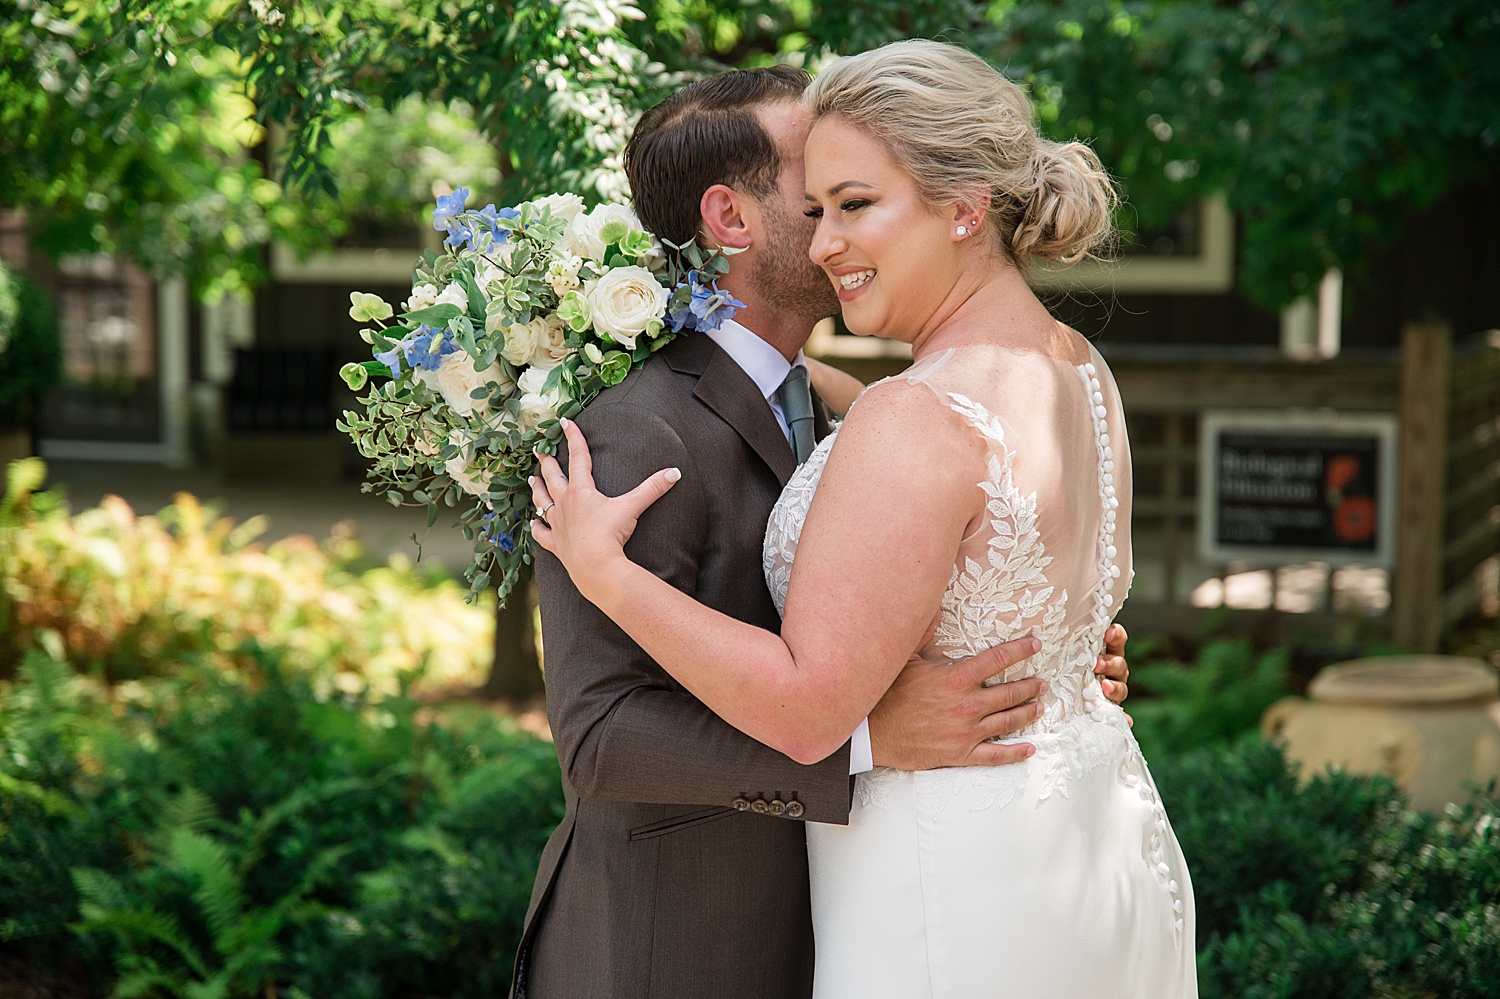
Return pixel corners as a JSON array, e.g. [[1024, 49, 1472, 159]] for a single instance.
[[513, 334, 852, 999]]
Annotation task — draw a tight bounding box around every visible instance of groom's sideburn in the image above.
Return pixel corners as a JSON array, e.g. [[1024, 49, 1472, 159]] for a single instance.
[[512, 333, 852, 999]]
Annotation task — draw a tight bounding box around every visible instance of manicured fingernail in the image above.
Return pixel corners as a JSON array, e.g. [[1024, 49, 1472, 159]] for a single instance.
[[560, 417, 572, 428], [664, 467, 681, 482]]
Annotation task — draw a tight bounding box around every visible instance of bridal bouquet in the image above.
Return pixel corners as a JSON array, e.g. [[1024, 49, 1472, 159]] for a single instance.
[[338, 189, 743, 605]]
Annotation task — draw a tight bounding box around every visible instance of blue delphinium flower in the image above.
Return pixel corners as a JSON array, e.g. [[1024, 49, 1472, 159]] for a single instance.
[[433, 187, 469, 232], [401, 325, 459, 372], [685, 270, 746, 332], [478, 509, 516, 553], [375, 345, 404, 378], [477, 204, 521, 244]]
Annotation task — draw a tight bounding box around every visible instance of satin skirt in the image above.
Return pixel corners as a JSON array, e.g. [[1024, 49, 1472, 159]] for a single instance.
[[806, 723, 1197, 999]]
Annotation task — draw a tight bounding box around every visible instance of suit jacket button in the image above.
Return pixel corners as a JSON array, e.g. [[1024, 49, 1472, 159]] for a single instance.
[[732, 797, 752, 811], [785, 801, 805, 818], [768, 799, 787, 816], [750, 799, 770, 814]]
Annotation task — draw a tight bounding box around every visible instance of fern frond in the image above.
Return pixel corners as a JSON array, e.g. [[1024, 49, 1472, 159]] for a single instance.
[[167, 829, 244, 946]]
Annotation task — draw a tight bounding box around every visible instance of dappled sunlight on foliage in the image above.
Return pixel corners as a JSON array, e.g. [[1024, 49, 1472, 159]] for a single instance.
[[0, 459, 494, 697]]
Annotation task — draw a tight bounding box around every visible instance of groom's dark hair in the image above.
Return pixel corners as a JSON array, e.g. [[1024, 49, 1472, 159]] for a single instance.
[[626, 65, 811, 247]]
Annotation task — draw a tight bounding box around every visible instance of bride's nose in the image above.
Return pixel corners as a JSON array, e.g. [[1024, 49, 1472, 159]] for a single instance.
[[808, 219, 846, 266]]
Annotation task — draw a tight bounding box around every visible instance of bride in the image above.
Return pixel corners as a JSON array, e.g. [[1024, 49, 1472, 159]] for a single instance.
[[529, 39, 1196, 998]]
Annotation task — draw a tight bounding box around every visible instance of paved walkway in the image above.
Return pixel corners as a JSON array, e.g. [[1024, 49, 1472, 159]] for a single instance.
[[41, 460, 478, 575]]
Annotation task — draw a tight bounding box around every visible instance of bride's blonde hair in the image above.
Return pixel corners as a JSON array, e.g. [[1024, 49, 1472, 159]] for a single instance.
[[804, 39, 1118, 265]]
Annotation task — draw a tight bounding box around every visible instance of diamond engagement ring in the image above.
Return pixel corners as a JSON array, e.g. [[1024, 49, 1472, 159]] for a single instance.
[[541, 501, 556, 517]]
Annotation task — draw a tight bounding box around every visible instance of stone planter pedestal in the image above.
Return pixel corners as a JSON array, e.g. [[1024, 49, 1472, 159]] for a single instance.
[[1263, 655, 1500, 812]]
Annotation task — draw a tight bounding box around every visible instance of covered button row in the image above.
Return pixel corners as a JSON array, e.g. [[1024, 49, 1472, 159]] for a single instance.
[[732, 796, 804, 819]]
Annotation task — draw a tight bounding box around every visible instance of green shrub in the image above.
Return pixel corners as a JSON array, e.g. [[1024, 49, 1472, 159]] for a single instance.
[[0, 648, 563, 998], [1129, 638, 1293, 757], [1156, 740, 1500, 999]]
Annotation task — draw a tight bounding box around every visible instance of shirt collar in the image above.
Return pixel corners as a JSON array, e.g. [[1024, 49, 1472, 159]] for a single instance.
[[705, 319, 806, 403]]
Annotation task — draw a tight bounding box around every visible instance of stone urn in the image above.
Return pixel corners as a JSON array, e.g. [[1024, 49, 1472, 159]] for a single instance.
[[1262, 655, 1500, 812]]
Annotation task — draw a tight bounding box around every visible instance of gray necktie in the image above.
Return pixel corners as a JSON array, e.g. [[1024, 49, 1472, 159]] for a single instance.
[[777, 365, 816, 464]]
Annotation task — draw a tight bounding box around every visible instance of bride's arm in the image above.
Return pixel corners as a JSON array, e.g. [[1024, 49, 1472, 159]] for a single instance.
[[532, 380, 985, 765]]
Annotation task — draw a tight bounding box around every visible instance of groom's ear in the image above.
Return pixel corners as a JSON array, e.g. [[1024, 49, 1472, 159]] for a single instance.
[[700, 184, 757, 252]]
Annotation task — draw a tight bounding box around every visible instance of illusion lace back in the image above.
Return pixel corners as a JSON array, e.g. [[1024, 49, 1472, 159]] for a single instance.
[[764, 340, 1196, 999]]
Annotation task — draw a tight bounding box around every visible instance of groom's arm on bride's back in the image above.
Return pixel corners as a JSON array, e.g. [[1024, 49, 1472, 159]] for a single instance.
[[534, 401, 854, 824]]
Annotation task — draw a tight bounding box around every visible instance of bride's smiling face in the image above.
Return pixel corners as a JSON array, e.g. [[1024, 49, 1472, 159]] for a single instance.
[[804, 116, 968, 341]]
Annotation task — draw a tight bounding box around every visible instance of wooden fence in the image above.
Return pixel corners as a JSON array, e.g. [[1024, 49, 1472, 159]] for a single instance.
[[1106, 326, 1500, 649], [488, 324, 1500, 691]]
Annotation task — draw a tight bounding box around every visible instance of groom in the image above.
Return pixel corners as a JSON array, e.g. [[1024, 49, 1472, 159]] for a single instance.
[[513, 66, 1131, 999]]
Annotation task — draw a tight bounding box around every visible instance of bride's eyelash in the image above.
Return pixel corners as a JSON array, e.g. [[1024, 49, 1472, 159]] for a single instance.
[[803, 199, 872, 219]]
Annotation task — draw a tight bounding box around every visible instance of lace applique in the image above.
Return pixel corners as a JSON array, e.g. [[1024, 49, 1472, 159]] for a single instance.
[[917, 759, 1033, 819], [855, 767, 903, 810], [763, 432, 837, 616]]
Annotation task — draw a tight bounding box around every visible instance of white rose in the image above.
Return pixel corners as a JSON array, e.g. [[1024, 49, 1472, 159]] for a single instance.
[[404, 283, 440, 312], [517, 364, 551, 397], [530, 313, 572, 369], [500, 318, 542, 366], [560, 203, 645, 261], [586, 266, 669, 350], [531, 193, 587, 224], [515, 364, 571, 432], [445, 431, 490, 497], [415, 352, 513, 416], [434, 283, 470, 310], [516, 393, 560, 433]]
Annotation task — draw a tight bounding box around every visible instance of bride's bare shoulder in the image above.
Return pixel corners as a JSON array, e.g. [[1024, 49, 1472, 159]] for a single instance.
[[829, 372, 988, 471]]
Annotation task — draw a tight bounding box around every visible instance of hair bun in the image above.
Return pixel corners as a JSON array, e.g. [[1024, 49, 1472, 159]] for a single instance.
[[804, 39, 1119, 268], [1011, 140, 1118, 264]]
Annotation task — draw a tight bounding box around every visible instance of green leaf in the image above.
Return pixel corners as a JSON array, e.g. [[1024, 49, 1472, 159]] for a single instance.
[[403, 304, 463, 326]]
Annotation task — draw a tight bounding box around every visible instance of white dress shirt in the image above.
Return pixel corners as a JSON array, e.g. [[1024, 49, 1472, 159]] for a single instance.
[[706, 319, 875, 776]]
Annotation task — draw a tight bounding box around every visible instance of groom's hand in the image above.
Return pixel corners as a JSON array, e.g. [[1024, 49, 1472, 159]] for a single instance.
[[868, 621, 1135, 769], [869, 635, 1046, 770]]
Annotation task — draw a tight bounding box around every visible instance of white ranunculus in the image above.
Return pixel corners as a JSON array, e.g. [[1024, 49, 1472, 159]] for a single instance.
[[415, 353, 513, 417], [434, 283, 470, 310], [501, 318, 542, 366], [560, 203, 646, 261], [586, 266, 670, 350], [531, 193, 587, 224], [530, 313, 572, 369], [404, 283, 440, 312]]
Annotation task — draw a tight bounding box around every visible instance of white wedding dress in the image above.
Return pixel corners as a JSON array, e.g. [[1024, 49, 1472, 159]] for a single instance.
[[764, 341, 1196, 998]]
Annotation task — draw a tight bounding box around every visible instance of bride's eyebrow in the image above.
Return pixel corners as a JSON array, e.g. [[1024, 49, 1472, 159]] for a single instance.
[[824, 180, 875, 196]]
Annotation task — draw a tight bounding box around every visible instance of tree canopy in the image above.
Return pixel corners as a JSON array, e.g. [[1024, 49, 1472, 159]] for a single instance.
[[4, 0, 1498, 311]]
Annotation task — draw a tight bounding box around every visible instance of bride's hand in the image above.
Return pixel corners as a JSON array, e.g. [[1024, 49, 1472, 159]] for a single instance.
[[529, 418, 682, 598]]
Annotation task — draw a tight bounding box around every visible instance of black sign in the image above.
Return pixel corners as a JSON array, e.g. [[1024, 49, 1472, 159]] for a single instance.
[[1214, 431, 1382, 552]]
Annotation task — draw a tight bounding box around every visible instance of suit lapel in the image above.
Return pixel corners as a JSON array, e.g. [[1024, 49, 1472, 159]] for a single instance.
[[667, 335, 798, 487]]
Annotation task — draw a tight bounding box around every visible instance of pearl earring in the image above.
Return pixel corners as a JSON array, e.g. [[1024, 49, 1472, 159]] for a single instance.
[[956, 225, 969, 237]]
